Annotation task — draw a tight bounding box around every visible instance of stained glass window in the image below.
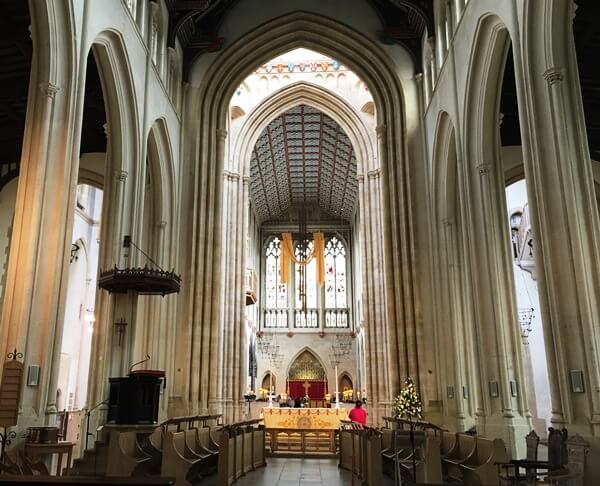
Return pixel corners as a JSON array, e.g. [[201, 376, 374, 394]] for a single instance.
[[265, 237, 287, 309], [325, 236, 347, 308], [295, 240, 317, 309]]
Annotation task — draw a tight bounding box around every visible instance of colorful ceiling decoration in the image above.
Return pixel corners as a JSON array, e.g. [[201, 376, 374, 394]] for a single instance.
[[255, 59, 346, 75], [249, 104, 358, 223]]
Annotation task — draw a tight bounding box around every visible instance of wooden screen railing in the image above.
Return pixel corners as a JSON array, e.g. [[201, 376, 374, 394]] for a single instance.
[[267, 428, 336, 455], [339, 425, 383, 486], [217, 419, 266, 486]]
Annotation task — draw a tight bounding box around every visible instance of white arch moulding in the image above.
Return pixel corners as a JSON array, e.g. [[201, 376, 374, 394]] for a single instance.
[[183, 11, 419, 424]]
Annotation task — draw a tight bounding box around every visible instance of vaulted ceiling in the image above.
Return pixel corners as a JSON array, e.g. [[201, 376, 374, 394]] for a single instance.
[[249, 105, 358, 223]]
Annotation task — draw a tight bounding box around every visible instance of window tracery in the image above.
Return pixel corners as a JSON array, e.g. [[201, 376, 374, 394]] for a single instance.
[[263, 234, 350, 329]]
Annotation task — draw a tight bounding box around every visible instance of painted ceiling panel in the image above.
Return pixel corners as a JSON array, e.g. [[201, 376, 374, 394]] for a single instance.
[[249, 104, 358, 223]]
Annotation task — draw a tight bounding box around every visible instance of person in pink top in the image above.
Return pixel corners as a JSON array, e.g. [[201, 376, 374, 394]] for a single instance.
[[348, 400, 367, 425]]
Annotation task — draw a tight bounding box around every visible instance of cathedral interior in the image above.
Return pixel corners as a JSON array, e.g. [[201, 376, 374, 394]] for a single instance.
[[0, 0, 599, 485]]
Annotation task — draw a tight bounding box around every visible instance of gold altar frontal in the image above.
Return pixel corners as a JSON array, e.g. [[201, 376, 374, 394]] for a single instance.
[[262, 407, 347, 429], [262, 408, 347, 456]]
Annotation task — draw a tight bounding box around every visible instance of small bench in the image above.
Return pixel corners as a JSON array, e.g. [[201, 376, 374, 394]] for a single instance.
[[442, 433, 476, 481], [459, 437, 508, 485]]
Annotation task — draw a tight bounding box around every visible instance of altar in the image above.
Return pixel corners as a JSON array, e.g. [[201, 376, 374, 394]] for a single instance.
[[262, 407, 347, 429], [262, 407, 347, 456]]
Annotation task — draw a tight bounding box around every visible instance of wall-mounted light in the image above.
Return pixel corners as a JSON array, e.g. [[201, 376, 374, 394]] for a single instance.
[[70, 243, 81, 263]]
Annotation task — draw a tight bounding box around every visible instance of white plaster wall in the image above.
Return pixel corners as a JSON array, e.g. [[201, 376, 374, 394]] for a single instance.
[[58, 186, 103, 411], [506, 180, 551, 429]]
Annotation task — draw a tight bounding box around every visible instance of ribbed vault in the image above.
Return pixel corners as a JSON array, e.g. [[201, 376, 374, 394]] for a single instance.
[[248, 104, 358, 222]]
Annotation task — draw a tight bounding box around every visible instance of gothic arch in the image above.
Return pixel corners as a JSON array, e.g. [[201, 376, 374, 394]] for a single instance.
[[286, 347, 327, 380], [147, 118, 176, 227], [432, 111, 457, 222], [232, 81, 375, 176], [184, 11, 417, 414]]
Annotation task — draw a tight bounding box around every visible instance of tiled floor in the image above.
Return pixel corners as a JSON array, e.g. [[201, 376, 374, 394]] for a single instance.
[[226, 457, 353, 486]]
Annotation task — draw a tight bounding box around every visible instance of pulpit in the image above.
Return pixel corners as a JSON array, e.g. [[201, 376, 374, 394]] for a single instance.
[[107, 370, 165, 424]]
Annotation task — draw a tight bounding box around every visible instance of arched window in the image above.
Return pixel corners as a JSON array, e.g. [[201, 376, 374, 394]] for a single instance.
[[265, 237, 286, 308], [264, 237, 287, 328], [324, 236, 347, 308], [295, 240, 317, 309], [295, 239, 318, 328], [262, 234, 350, 330]]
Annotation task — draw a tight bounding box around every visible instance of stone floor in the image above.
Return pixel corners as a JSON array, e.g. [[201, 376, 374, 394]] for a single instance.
[[210, 457, 353, 486]]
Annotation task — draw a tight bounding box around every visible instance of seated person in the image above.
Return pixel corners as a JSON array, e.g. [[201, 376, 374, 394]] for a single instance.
[[294, 397, 302, 408], [348, 400, 367, 425]]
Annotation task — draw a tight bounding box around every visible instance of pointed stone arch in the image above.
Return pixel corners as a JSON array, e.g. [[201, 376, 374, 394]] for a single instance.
[[183, 11, 417, 423], [286, 347, 327, 381]]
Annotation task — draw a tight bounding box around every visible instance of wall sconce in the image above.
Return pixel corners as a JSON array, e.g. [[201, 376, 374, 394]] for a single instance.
[[70, 243, 81, 263]]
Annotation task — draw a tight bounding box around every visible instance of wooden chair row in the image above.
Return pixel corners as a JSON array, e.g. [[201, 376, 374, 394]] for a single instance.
[[339, 425, 384, 486], [217, 419, 266, 486], [381, 429, 443, 484], [441, 431, 508, 485]]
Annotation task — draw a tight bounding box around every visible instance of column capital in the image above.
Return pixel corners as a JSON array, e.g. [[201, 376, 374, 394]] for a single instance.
[[39, 82, 60, 99], [357, 174, 365, 183], [114, 169, 128, 182], [543, 67, 564, 86], [441, 218, 454, 227], [223, 169, 240, 180], [367, 168, 381, 179], [158, 220, 168, 230], [476, 163, 492, 176], [216, 128, 228, 140]]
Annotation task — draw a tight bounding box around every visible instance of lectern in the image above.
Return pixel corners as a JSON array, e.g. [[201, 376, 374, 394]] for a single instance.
[[107, 370, 165, 424]]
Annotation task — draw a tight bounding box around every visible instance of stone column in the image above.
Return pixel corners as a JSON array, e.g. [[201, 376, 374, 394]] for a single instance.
[[468, 161, 530, 454], [515, 59, 600, 435]]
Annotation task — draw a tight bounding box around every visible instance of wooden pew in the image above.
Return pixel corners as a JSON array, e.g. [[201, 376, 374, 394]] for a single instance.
[[459, 436, 508, 485], [217, 419, 265, 486], [105, 430, 152, 477], [338, 425, 384, 486], [440, 431, 457, 459], [442, 433, 476, 481], [161, 430, 204, 486]]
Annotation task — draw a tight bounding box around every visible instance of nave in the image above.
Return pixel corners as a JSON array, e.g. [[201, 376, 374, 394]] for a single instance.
[[203, 458, 359, 486]]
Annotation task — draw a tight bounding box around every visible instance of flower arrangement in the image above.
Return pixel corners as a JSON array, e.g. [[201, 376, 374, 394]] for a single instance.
[[393, 377, 422, 419], [301, 395, 310, 407]]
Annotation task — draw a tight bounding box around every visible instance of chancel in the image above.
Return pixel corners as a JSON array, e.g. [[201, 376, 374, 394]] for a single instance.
[[0, 1, 598, 485]]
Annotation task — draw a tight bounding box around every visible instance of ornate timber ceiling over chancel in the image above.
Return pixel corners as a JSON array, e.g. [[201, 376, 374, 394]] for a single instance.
[[249, 105, 358, 223]]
